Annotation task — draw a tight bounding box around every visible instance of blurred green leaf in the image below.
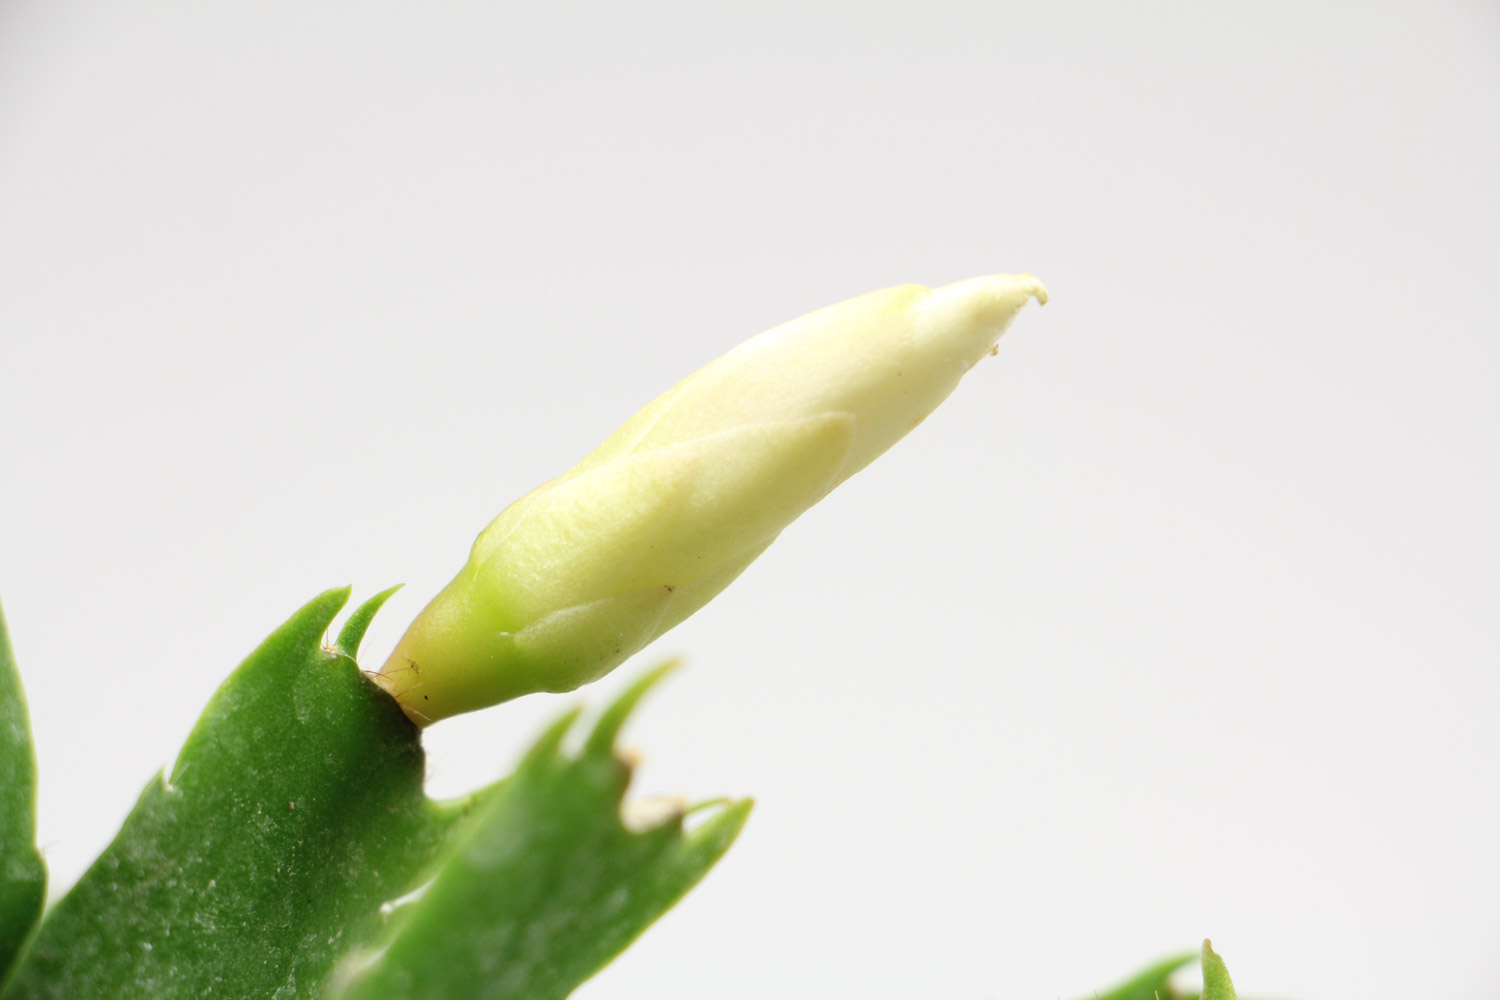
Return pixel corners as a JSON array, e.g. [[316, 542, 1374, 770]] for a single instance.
[[1077, 952, 1196, 1000], [0, 599, 46, 983], [1079, 944, 1267, 1000], [2, 590, 746, 999]]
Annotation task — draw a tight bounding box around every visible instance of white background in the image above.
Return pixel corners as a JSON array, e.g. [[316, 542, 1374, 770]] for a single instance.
[[2, 2, 1497, 997]]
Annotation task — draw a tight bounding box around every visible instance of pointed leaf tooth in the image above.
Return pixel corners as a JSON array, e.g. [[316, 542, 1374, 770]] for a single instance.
[[1201, 939, 1240, 1000], [336, 584, 404, 661], [586, 660, 679, 758]]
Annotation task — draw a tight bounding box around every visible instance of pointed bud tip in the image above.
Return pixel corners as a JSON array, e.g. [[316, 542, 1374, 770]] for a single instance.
[[920, 272, 1049, 311], [1028, 275, 1050, 306], [912, 274, 1049, 352], [902, 273, 1049, 372]]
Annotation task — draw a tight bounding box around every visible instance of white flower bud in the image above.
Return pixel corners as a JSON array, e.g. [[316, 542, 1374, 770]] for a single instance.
[[377, 274, 1048, 723]]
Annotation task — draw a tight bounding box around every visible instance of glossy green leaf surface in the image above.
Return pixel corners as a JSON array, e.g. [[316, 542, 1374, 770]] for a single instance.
[[2, 590, 746, 999], [0, 600, 46, 983], [2, 588, 447, 1000]]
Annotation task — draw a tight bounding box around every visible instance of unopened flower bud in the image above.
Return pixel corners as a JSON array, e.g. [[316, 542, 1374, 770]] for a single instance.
[[378, 274, 1048, 723]]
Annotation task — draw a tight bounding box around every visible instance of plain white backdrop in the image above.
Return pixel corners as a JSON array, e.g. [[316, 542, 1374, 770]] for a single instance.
[[2, 1, 1497, 997]]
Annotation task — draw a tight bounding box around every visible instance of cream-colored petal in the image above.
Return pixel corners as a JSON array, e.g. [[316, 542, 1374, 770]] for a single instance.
[[472, 448, 699, 622], [647, 537, 775, 641], [508, 585, 677, 693], [586, 275, 1047, 479], [612, 411, 856, 587], [613, 285, 927, 452]]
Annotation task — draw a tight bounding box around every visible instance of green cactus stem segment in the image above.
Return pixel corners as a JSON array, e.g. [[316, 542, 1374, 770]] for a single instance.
[[3, 591, 745, 1000], [0, 599, 46, 984]]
